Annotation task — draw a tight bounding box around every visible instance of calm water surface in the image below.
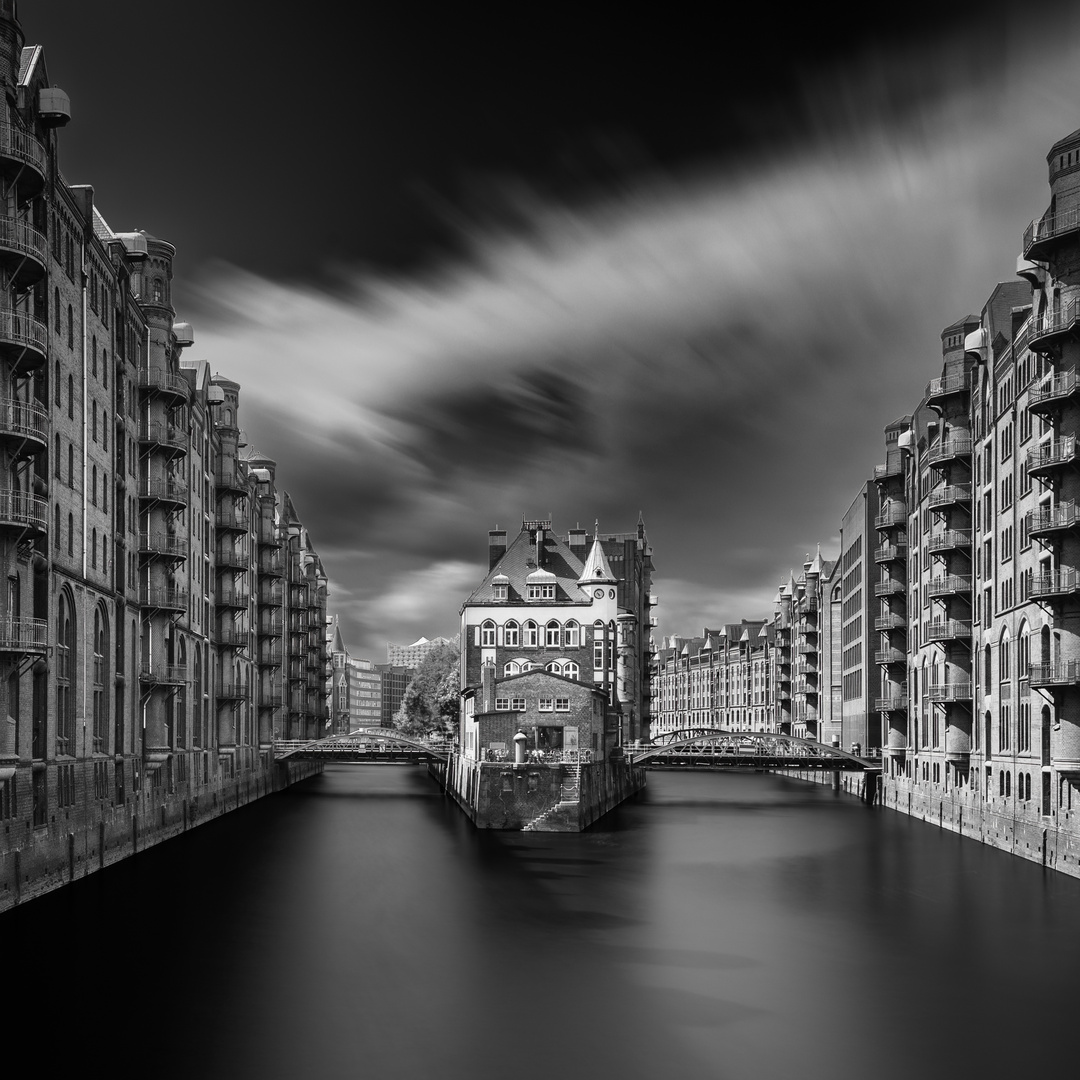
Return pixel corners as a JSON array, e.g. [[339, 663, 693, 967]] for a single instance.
[[8, 766, 1080, 1080]]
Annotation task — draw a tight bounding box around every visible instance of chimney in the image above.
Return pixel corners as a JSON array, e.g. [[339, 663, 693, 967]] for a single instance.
[[488, 529, 507, 570], [482, 661, 496, 713], [568, 526, 588, 564]]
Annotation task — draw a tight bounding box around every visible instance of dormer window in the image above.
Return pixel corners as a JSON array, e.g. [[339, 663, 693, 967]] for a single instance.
[[528, 583, 555, 600], [493, 583, 508, 600]]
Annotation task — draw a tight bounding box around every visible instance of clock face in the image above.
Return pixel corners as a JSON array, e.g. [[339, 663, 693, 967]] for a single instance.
[[594, 588, 605, 598]]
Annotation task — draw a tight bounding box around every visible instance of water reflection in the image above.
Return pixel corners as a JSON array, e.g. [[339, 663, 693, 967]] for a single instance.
[[6, 766, 1080, 1080]]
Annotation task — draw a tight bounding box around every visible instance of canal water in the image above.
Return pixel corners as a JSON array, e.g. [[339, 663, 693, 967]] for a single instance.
[[7, 765, 1080, 1080]]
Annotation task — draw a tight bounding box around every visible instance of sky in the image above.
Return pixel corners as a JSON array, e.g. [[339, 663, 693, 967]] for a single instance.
[[22, 1, 1080, 659]]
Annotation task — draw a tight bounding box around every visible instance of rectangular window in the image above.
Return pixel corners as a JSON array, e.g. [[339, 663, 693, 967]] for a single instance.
[[555, 698, 570, 711], [539, 697, 553, 712], [495, 698, 509, 711], [511, 697, 526, 711]]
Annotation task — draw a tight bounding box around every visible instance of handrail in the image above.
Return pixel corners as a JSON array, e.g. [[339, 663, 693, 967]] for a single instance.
[[0, 122, 48, 175], [0, 615, 48, 651], [0, 217, 47, 264], [0, 488, 47, 529], [0, 397, 48, 442]]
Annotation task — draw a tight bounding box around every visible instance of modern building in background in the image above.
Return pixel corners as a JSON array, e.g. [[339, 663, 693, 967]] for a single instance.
[[386, 635, 455, 669], [0, 6, 327, 910], [374, 663, 412, 725], [349, 658, 383, 727]]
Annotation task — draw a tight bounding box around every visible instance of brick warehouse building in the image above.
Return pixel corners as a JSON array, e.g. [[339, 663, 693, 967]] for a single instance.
[[459, 518, 654, 759], [0, 4, 328, 910]]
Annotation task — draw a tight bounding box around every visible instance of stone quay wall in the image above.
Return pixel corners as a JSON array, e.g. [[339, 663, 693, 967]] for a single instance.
[[0, 758, 322, 913]]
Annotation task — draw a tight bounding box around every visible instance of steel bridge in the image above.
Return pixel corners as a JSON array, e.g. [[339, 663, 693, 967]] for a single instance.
[[275, 727, 452, 764], [627, 728, 880, 772]]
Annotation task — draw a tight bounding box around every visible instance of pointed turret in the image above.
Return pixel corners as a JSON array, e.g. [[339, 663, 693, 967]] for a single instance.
[[577, 525, 617, 586]]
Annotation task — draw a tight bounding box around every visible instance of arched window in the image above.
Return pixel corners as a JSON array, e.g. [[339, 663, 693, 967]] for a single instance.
[[91, 528, 97, 568], [1006, 771, 1012, 797], [53, 287, 60, 332], [523, 621, 538, 648], [564, 661, 580, 681], [91, 464, 97, 506], [67, 374, 73, 419], [480, 620, 496, 647], [565, 621, 580, 648], [545, 661, 561, 674], [91, 335, 97, 377], [54, 358, 60, 404], [545, 620, 561, 648], [53, 433, 60, 478], [57, 591, 76, 755], [67, 512, 73, 556], [92, 607, 108, 752], [192, 648, 203, 748], [503, 661, 519, 676], [67, 304, 73, 348], [999, 632, 1010, 680], [92, 400, 98, 443], [504, 620, 519, 648], [102, 350, 108, 389], [67, 443, 73, 487], [53, 502, 60, 548]]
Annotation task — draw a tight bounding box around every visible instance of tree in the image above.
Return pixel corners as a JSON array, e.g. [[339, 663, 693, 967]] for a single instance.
[[393, 640, 460, 739]]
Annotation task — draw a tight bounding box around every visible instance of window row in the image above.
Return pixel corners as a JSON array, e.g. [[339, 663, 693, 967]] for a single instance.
[[494, 696, 571, 712], [503, 659, 580, 680], [479, 618, 587, 648]]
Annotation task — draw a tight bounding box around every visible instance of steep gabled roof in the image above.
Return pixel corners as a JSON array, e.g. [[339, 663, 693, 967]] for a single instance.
[[464, 525, 590, 605], [577, 535, 617, 585]]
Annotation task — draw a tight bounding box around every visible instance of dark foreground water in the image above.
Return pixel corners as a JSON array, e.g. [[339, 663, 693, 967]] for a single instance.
[[7, 766, 1080, 1080]]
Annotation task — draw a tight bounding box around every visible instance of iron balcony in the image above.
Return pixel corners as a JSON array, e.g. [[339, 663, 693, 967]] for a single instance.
[[874, 541, 908, 564], [138, 367, 189, 401], [875, 691, 908, 713], [215, 627, 248, 648], [1028, 368, 1080, 413], [0, 123, 48, 193], [0, 398, 48, 456], [925, 619, 972, 642], [139, 478, 188, 507], [138, 533, 188, 560], [927, 574, 973, 598], [1028, 501, 1080, 538], [139, 663, 186, 685], [927, 529, 972, 553], [1029, 300, 1080, 353], [0, 217, 47, 284], [138, 420, 188, 456], [875, 613, 906, 631], [874, 453, 905, 481], [928, 483, 972, 510], [0, 308, 48, 369], [0, 616, 47, 654], [140, 585, 188, 612], [217, 682, 251, 701], [928, 682, 974, 703], [1029, 661, 1080, 688], [1027, 437, 1078, 477], [1024, 205, 1080, 263], [216, 584, 250, 609], [0, 488, 47, 533], [927, 437, 973, 468], [874, 578, 905, 597], [875, 504, 907, 529], [925, 373, 971, 407], [875, 648, 906, 666], [1030, 568, 1080, 600]]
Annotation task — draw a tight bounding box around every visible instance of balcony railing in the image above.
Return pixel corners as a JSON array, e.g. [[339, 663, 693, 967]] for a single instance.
[[928, 682, 973, 703], [216, 543, 249, 569], [874, 451, 905, 481], [1030, 568, 1080, 600], [874, 613, 906, 631], [217, 682, 251, 701], [139, 478, 188, 505], [1027, 437, 1078, 476], [216, 585, 251, 608], [138, 533, 188, 559], [0, 615, 48, 653], [927, 574, 972, 597], [1030, 300, 1080, 352], [0, 488, 47, 531], [0, 123, 48, 180], [1029, 661, 1080, 688], [0, 308, 48, 364], [216, 507, 247, 531], [875, 688, 908, 712], [138, 420, 188, 453], [0, 397, 48, 448], [925, 373, 971, 404], [138, 367, 189, 399], [927, 529, 972, 553], [1029, 368, 1080, 412], [1028, 502, 1080, 537], [140, 585, 188, 612], [927, 437, 972, 466], [874, 541, 907, 563], [139, 663, 186, 685], [928, 483, 972, 509], [1025, 206, 1080, 261], [215, 627, 248, 647], [0, 216, 47, 277], [874, 579, 905, 597], [925, 619, 972, 642], [875, 648, 906, 666], [875, 504, 907, 529]]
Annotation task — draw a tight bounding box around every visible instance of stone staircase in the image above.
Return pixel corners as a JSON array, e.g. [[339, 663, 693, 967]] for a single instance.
[[522, 764, 581, 832]]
